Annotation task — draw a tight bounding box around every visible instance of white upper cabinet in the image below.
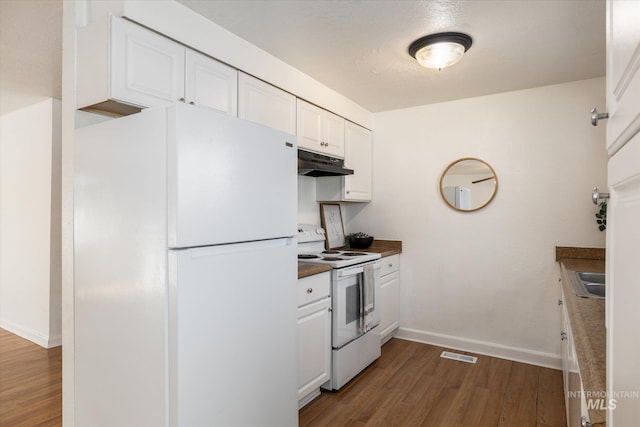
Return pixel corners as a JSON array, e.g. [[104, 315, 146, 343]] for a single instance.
[[315, 121, 373, 203], [110, 17, 185, 108], [343, 122, 373, 202], [238, 72, 296, 134], [297, 100, 345, 158], [184, 49, 238, 116], [78, 16, 237, 116]]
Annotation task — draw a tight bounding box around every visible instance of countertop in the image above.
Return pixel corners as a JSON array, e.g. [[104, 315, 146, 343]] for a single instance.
[[298, 263, 332, 279], [558, 252, 606, 426], [298, 239, 403, 279]]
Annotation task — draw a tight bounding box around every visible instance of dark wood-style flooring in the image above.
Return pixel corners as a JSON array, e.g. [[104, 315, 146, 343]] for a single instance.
[[0, 328, 62, 426], [0, 328, 565, 427], [300, 339, 567, 427]]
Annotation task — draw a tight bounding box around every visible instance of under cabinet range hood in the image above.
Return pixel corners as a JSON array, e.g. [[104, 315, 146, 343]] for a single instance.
[[298, 149, 354, 177]]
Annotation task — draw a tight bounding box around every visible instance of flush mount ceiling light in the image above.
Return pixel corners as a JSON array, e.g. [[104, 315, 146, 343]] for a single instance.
[[409, 32, 473, 71]]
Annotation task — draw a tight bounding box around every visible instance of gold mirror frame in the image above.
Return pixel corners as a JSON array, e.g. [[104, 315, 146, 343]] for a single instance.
[[439, 157, 498, 212]]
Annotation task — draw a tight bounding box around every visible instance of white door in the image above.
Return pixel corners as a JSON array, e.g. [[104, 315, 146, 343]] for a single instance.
[[167, 103, 297, 248], [184, 49, 238, 115], [169, 238, 298, 427], [605, 1, 640, 425], [110, 16, 185, 108]]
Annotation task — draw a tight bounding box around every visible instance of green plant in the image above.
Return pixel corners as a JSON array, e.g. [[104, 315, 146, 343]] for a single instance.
[[596, 200, 607, 232]]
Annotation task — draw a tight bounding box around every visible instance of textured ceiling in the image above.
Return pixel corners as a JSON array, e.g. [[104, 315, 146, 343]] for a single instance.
[[0, 0, 606, 116], [177, 0, 606, 112]]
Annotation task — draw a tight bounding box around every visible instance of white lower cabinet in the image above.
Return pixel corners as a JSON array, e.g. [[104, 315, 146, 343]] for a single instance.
[[559, 287, 590, 427], [297, 271, 331, 408], [379, 255, 400, 344]]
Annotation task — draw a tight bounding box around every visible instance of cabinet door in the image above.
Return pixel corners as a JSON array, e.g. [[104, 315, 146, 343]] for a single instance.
[[297, 297, 331, 403], [343, 122, 373, 201], [297, 100, 324, 153], [323, 110, 345, 158], [185, 49, 238, 116], [111, 17, 185, 108], [379, 271, 400, 343], [296, 100, 345, 157], [238, 72, 296, 134]]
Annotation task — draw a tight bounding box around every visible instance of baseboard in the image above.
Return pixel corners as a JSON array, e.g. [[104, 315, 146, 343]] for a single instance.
[[395, 327, 562, 370], [0, 319, 61, 349]]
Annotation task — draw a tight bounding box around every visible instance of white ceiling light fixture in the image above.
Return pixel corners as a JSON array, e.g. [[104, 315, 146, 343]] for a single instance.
[[409, 32, 473, 71]]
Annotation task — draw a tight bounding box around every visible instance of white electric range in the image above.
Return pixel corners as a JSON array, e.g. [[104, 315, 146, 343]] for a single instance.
[[297, 224, 381, 267], [297, 224, 382, 390]]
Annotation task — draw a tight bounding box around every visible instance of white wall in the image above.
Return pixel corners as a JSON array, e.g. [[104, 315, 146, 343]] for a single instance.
[[0, 98, 62, 348], [298, 176, 322, 225], [344, 78, 608, 368]]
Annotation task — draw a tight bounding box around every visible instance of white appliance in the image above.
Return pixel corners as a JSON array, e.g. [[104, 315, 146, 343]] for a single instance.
[[443, 186, 471, 209], [74, 104, 298, 427], [297, 224, 381, 390]]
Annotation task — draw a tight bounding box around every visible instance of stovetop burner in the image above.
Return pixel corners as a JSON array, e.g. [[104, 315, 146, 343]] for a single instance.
[[342, 252, 368, 256], [322, 250, 341, 255], [321, 257, 343, 261], [298, 254, 321, 259]]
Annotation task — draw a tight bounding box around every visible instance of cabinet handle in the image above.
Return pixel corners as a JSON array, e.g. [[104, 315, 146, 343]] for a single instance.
[[189, 101, 195, 105], [388, 263, 393, 268], [179, 97, 185, 102], [307, 288, 313, 294], [558, 299, 563, 306], [590, 107, 608, 126], [560, 332, 567, 341]]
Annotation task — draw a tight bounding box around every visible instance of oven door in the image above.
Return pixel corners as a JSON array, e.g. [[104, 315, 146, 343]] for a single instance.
[[332, 260, 381, 349]]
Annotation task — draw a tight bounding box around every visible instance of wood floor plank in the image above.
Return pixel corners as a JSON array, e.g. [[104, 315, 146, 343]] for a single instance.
[[0, 328, 567, 427], [300, 339, 567, 427], [537, 366, 568, 427], [0, 328, 62, 427]]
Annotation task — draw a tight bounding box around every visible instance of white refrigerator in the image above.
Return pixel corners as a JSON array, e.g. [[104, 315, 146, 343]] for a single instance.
[[74, 104, 298, 426], [443, 186, 471, 210]]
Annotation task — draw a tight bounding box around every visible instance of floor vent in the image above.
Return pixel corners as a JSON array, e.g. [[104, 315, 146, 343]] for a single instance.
[[440, 351, 478, 364]]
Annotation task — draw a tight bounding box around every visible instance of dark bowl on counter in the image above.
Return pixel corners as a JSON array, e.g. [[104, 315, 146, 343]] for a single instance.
[[348, 236, 374, 249]]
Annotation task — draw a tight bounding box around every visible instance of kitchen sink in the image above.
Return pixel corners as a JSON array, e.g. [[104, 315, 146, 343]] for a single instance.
[[571, 271, 606, 299]]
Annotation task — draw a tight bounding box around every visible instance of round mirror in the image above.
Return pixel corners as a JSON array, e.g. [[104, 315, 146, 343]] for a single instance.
[[439, 158, 498, 212]]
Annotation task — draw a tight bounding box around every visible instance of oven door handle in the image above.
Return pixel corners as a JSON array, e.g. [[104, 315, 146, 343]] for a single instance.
[[358, 272, 364, 334]]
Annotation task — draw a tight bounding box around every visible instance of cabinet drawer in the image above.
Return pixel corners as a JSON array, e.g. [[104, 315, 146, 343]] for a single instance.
[[380, 255, 400, 276], [298, 272, 331, 307]]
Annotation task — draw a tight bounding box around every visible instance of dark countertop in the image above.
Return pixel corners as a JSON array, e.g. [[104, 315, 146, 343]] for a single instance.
[[298, 263, 332, 279], [558, 254, 606, 426], [360, 239, 402, 258], [298, 239, 403, 279]]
